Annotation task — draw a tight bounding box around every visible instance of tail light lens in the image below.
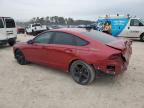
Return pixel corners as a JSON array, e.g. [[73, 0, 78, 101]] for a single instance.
[[109, 53, 122, 60], [129, 40, 133, 46], [125, 40, 133, 47]]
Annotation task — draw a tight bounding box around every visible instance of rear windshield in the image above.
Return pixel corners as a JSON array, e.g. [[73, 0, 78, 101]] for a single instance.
[[5, 19, 15, 28], [82, 30, 116, 44]]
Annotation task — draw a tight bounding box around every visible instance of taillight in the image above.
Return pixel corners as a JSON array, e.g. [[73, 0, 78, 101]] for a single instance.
[[129, 40, 132, 45], [125, 40, 132, 47], [109, 53, 122, 60]]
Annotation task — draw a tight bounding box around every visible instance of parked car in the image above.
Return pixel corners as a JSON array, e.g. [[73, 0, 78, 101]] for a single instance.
[[17, 27, 25, 34], [13, 28, 132, 85], [25, 23, 47, 36], [0, 17, 17, 46]]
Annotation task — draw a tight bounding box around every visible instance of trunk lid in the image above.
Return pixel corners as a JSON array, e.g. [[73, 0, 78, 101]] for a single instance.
[[106, 39, 132, 62], [106, 39, 131, 50]]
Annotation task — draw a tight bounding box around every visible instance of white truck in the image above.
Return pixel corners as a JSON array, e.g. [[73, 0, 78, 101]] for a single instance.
[[96, 15, 144, 42], [0, 17, 17, 46], [25, 23, 47, 36]]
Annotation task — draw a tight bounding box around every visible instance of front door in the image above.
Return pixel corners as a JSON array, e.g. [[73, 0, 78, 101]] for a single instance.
[[127, 19, 143, 37], [23, 32, 54, 64]]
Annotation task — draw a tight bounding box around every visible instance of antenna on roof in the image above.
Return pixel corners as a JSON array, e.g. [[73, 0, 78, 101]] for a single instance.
[[105, 15, 109, 18], [127, 14, 130, 18]]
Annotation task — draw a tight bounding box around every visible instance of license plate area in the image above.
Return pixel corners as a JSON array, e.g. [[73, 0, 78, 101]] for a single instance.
[[6, 31, 13, 35]]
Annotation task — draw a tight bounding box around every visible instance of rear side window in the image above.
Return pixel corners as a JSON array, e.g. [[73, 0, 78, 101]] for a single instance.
[[5, 19, 15, 28], [75, 36, 88, 46], [82, 30, 116, 44], [0, 19, 4, 28], [52, 32, 75, 45]]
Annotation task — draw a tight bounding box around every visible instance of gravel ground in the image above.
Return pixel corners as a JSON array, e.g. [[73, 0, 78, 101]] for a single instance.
[[0, 34, 144, 108]]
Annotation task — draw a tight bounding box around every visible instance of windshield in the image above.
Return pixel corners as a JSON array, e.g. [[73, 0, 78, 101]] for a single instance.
[[139, 19, 144, 25], [32, 24, 41, 27], [82, 30, 117, 44]]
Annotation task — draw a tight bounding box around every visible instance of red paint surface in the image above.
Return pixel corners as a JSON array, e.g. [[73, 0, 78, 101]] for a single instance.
[[13, 28, 132, 75]]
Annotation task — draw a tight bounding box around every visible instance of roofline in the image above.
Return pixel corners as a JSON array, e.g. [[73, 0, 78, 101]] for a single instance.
[[0, 17, 13, 19], [49, 28, 89, 34]]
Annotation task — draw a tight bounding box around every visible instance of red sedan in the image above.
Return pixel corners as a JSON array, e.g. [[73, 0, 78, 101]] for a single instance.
[[13, 28, 132, 85]]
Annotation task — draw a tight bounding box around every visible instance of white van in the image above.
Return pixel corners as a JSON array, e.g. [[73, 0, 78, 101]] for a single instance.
[[96, 15, 144, 41], [0, 17, 17, 46]]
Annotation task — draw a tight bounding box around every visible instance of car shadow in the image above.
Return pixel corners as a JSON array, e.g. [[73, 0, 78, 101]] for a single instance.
[[0, 45, 10, 49], [132, 39, 141, 42], [128, 38, 144, 43], [27, 63, 70, 77], [91, 71, 127, 88], [22, 62, 125, 86], [93, 75, 118, 86]]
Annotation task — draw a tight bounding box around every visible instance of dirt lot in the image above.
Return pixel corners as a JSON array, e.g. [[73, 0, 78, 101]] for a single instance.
[[0, 34, 144, 108]]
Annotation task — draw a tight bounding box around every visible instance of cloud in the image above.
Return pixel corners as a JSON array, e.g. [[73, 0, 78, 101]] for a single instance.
[[0, 0, 143, 21]]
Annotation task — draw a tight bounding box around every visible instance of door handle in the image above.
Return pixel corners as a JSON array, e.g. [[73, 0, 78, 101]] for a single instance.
[[65, 49, 73, 53]]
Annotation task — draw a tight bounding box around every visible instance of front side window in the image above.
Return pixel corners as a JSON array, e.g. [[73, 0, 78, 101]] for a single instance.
[[5, 19, 15, 28], [34, 32, 53, 44], [130, 19, 143, 26], [52, 32, 75, 45], [0, 19, 4, 28]]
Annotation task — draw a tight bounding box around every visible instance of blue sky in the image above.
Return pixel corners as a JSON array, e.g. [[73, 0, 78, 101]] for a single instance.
[[0, 0, 143, 21]]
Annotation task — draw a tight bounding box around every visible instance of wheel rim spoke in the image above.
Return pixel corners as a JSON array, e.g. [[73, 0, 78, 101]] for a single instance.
[[82, 72, 88, 79], [78, 75, 83, 82]]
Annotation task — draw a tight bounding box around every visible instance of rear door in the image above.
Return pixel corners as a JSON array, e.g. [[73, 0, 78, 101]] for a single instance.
[[4, 18, 17, 39], [0, 18, 6, 41], [45, 32, 77, 70]]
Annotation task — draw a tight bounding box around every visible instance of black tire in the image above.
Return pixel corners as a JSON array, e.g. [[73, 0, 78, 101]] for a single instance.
[[70, 60, 95, 85], [15, 50, 28, 65], [26, 31, 29, 35], [8, 40, 16, 46], [140, 33, 144, 42], [32, 30, 36, 36]]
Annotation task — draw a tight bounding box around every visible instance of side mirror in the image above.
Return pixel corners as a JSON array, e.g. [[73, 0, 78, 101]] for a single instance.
[[27, 40, 33, 44]]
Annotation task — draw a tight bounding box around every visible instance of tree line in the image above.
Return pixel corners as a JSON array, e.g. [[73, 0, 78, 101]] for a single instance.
[[16, 16, 95, 27], [29, 16, 94, 25]]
